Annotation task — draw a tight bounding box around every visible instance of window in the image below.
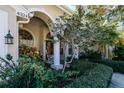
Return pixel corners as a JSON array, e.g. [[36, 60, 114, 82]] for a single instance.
[[69, 47, 72, 55], [19, 30, 34, 47]]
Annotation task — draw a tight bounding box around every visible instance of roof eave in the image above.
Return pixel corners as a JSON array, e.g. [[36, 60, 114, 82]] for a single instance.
[[56, 5, 74, 15]]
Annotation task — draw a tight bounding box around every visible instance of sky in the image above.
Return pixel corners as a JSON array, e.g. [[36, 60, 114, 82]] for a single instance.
[[67, 5, 76, 11]]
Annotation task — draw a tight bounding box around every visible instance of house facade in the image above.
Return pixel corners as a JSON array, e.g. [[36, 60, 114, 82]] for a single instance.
[[0, 5, 76, 70]]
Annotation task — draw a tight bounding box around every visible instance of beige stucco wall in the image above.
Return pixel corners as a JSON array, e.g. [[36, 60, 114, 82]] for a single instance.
[[0, 5, 18, 62], [42, 5, 66, 16], [0, 5, 69, 62], [20, 17, 49, 57], [24, 5, 66, 20]]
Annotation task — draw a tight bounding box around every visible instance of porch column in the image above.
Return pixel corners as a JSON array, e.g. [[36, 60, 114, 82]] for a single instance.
[[105, 44, 109, 59], [74, 44, 79, 59], [51, 36, 63, 70]]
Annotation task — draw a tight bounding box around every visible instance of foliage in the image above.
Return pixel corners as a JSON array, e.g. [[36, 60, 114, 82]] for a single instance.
[[113, 44, 124, 60], [0, 56, 80, 88], [51, 6, 119, 61], [65, 64, 113, 88], [0, 56, 115, 88], [6, 54, 13, 61], [0, 56, 46, 88], [70, 59, 96, 75], [99, 60, 124, 74], [19, 45, 41, 59], [0, 56, 16, 87], [79, 50, 102, 62], [51, 6, 121, 72], [87, 51, 102, 61], [106, 5, 124, 23], [44, 70, 80, 88]]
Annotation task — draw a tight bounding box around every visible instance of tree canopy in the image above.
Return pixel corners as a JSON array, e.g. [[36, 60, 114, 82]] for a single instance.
[[51, 5, 124, 72], [52, 6, 120, 52]]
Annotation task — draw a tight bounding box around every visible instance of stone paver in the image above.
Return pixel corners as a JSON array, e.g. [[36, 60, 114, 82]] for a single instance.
[[109, 73, 124, 88]]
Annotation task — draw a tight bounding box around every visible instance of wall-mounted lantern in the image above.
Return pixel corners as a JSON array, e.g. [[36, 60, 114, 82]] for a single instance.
[[5, 30, 14, 44]]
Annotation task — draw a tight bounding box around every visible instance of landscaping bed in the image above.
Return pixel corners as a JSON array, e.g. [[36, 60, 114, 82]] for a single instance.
[[65, 60, 113, 88], [0, 56, 113, 88]]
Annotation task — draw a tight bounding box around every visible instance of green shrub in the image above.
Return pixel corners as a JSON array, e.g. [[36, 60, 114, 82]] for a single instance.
[[100, 60, 124, 74], [0, 56, 80, 88], [113, 45, 124, 61], [65, 64, 113, 88], [19, 45, 41, 59], [79, 50, 102, 62], [0, 56, 113, 88], [70, 59, 96, 75], [44, 70, 80, 88], [0, 56, 48, 88], [86, 50, 102, 62]]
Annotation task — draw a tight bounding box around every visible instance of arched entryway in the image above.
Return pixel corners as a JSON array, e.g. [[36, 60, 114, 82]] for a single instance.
[[19, 11, 53, 61], [18, 9, 63, 70]]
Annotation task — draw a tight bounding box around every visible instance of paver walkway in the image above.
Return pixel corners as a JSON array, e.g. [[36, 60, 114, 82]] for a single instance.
[[109, 73, 124, 88]]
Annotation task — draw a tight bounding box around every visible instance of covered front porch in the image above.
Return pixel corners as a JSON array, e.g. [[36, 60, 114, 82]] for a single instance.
[[18, 10, 63, 70]]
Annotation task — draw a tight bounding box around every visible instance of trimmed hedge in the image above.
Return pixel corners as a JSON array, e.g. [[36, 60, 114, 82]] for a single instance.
[[65, 64, 113, 88], [100, 60, 124, 74], [70, 59, 96, 75]]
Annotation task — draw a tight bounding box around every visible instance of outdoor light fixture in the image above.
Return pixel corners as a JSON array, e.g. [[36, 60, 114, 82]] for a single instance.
[[5, 30, 14, 44]]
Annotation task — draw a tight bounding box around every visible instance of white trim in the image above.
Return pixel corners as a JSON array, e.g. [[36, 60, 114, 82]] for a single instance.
[[18, 18, 30, 24], [56, 5, 73, 15], [10, 5, 33, 24], [51, 36, 63, 70], [28, 8, 55, 23], [10, 5, 30, 19], [43, 27, 47, 60], [18, 7, 55, 35], [28, 8, 56, 36]]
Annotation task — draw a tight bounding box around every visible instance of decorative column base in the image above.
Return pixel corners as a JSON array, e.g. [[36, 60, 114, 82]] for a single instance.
[[51, 64, 63, 70]]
